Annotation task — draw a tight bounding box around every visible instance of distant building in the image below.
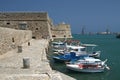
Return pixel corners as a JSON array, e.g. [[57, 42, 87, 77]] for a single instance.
[[81, 26, 85, 35], [106, 28, 110, 34], [97, 32, 111, 35]]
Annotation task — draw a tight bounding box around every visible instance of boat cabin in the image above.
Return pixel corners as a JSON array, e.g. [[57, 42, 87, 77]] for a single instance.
[[66, 45, 86, 53], [52, 41, 65, 48]]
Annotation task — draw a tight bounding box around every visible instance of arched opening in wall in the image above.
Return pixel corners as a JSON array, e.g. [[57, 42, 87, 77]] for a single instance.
[[52, 35, 56, 37], [36, 28, 38, 30], [7, 22, 10, 25], [12, 37, 15, 42], [32, 36, 36, 39]]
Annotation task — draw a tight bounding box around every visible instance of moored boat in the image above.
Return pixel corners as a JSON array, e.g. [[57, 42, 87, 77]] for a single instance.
[[52, 41, 65, 48], [66, 57, 110, 73], [59, 44, 101, 58], [51, 40, 101, 58], [66, 63, 105, 73], [52, 52, 91, 63], [52, 52, 77, 62]]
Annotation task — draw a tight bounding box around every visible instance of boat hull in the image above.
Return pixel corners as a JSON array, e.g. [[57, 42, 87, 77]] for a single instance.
[[53, 56, 70, 62], [66, 64, 104, 73]]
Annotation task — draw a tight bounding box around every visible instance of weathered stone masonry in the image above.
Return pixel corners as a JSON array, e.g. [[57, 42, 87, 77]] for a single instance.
[[51, 23, 72, 38], [0, 12, 53, 39], [0, 12, 72, 39], [0, 12, 72, 55], [0, 27, 32, 55]]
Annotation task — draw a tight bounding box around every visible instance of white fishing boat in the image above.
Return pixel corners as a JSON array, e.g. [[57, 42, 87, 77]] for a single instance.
[[52, 41, 65, 49], [52, 40, 101, 58], [52, 41, 66, 53], [66, 57, 110, 73], [61, 44, 101, 58]]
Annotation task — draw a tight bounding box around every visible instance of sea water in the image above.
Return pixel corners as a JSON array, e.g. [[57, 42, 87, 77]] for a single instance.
[[50, 34, 120, 80]]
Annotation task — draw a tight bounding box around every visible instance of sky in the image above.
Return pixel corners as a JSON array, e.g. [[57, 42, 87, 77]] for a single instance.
[[0, 0, 120, 34]]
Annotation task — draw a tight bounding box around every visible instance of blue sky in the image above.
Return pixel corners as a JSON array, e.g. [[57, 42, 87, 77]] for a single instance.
[[0, 0, 120, 33]]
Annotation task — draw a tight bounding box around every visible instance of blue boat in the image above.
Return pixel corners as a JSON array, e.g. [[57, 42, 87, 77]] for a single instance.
[[52, 52, 76, 62], [52, 52, 88, 62]]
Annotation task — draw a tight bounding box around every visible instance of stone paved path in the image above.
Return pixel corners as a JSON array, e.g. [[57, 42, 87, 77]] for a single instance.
[[0, 39, 75, 80], [0, 39, 54, 80]]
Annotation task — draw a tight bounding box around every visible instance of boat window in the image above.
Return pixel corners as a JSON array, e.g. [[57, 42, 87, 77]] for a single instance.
[[52, 43, 64, 46], [81, 48, 86, 51], [74, 49, 78, 51], [70, 48, 78, 51], [52, 44, 58, 46], [60, 44, 64, 46]]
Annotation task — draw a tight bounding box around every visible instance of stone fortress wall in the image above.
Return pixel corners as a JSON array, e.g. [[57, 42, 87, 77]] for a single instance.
[[0, 12, 72, 55], [51, 22, 72, 38], [0, 12, 72, 39], [0, 27, 32, 55], [0, 12, 53, 39]]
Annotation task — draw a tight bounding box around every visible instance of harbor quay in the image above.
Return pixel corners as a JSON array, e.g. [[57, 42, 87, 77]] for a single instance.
[[0, 12, 74, 80], [0, 39, 62, 80]]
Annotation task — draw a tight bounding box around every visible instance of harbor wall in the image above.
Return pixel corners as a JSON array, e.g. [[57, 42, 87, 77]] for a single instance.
[[0, 39, 63, 80], [0, 27, 32, 55]]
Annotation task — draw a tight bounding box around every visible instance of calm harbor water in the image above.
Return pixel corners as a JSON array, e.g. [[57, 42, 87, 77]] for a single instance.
[[50, 34, 120, 80]]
